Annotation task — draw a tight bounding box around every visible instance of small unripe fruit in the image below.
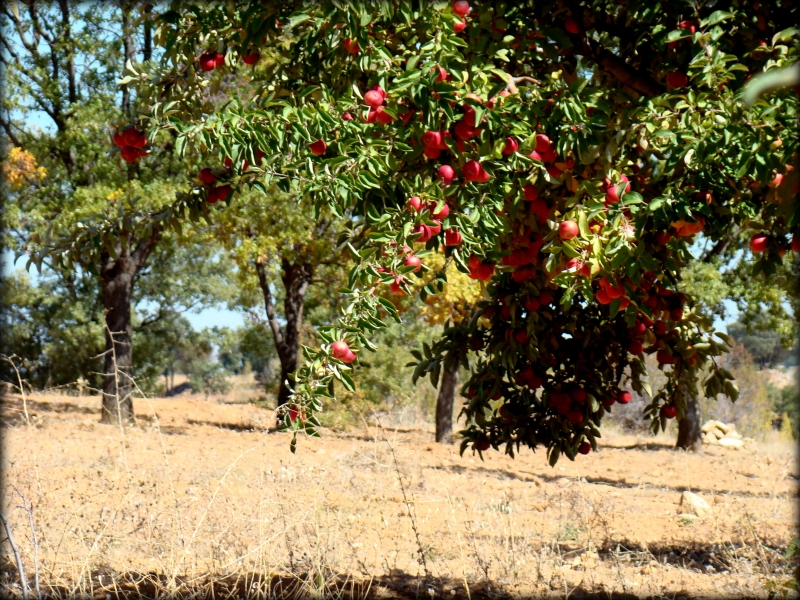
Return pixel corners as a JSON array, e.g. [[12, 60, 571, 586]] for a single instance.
[[438, 165, 455, 184], [749, 234, 768, 253], [558, 220, 579, 241], [452, 0, 471, 16], [617, 391, 632, 404], [309, 140, 327, 156]]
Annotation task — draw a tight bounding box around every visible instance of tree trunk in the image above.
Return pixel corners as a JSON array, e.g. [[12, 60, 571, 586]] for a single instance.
[[254, 257, 313, 419], [676, 394, 703, 451], [98, 228, 162, 426], [436, 365, 458, 443], [100, 259, 136, 426]]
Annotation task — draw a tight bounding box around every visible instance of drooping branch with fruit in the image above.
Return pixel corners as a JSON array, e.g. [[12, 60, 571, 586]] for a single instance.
[[121, 1, 797, 460]]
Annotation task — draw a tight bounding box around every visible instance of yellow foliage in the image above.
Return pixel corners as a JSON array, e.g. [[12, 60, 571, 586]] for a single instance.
[[415, 251, 482, 325], [779, 412, 794, 441], [3, 147, 47, 189]]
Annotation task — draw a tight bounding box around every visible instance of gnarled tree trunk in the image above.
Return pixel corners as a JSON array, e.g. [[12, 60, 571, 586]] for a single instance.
[[435, 365, 458, 443], [676, 394, 703, 451]]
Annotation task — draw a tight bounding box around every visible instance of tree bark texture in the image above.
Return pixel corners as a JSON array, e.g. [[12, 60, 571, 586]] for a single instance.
[[676, 394, 704, 452], [255, 257, 313, 414], [98, 228, 162, 425], [436, 365, 458, 444]]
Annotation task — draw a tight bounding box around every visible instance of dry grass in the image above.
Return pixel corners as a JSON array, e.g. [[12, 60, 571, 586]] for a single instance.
[[0, 389, 797, 599]]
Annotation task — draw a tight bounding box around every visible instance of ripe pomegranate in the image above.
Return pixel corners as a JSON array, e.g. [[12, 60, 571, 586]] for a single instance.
[[538, 290, 553, 305], [343, 38, 360, 54], [667, 71, 689, 89], [438, 165, 456, 184], [503, 138, 519, 155], [535, 134, 551, 153], [423, 130, 444, 148], [342, 112, 354, 121], [749, 234, 768, 253], [567, 410, 583, 425], [120, 146, 139, 162], [661, 404, 677, 419], [198, 168, 216, 185], [375, 106, 395, 124], [412, 224, 432, 243], [199, 52, 218, 71], [628, 340, 644, 355], [405, 255, 422, 272], [431, 203, 450, 219], [435, 66, 448, 82], [331, 340, 350, 360], [389, 277, 406, 295], [444, 229, 462, 246], [454, 120, 476, 140], [112, 131, 126, 147], [463, 160, 490, 182], [452, 0, 471, 16], [559, 220, 579, 240], [454, 17, 467, 33], [309, 140, 327, 156], [792, 236, 799, 253], [364, 89, 384, 107], [423, 146, 442, 159], [428, 220, 442, 236], [578, 441, 592, 455], [407, 196, 423, 212], [242, 52, 260, 65], [565, 17, 579, 34], [523, 184, 538, 201], [617, 391, 632, 404]]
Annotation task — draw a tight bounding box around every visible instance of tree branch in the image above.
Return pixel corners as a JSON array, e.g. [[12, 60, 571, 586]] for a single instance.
[[131, 224, 164, 272], [255, 256, 286, 354], [58, 0, 77, 105]]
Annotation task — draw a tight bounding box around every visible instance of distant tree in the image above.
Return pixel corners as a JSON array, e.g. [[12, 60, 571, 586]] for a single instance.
[[727, 319, 793, 369]]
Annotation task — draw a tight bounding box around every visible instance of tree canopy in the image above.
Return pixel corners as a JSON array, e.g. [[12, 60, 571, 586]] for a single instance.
[[36, 0, 800, 461]]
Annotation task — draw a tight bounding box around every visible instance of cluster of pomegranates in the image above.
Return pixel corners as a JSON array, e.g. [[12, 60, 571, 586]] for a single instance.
[[112, 126, 148, 162]]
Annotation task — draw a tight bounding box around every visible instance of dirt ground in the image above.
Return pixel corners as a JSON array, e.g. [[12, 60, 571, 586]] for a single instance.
[[1, 391, 797, 599]]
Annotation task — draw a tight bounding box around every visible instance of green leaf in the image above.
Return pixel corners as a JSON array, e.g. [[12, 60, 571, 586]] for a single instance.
[[702, 10, 733, 27]]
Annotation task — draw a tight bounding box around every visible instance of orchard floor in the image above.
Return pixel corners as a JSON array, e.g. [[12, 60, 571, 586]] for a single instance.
[[1, 392, 797, 599]]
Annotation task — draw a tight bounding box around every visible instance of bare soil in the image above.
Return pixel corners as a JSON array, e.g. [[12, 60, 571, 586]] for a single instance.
[[1, 391, 797, 599]]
